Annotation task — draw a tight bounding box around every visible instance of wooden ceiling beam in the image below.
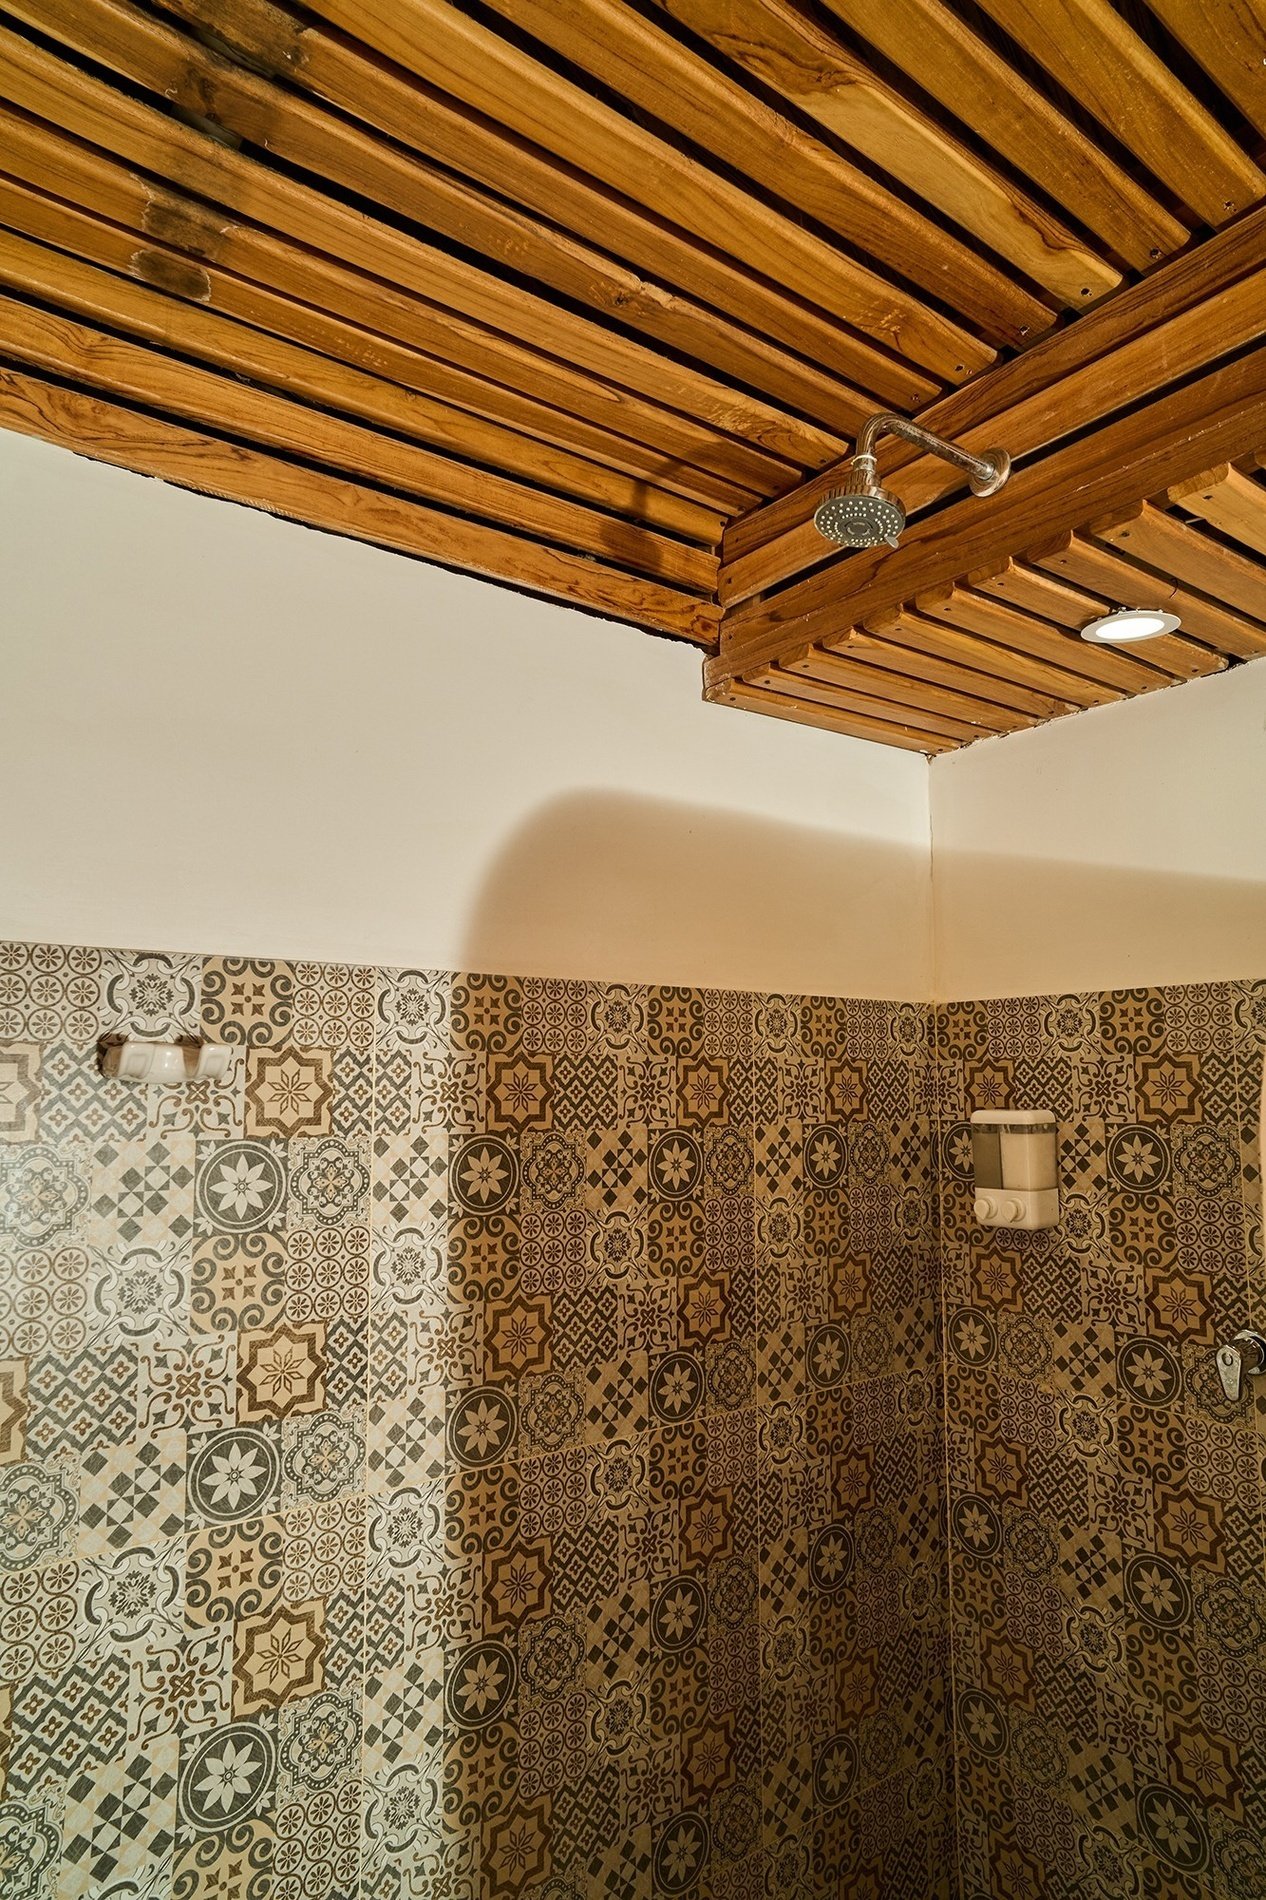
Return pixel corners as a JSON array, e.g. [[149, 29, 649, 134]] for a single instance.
[[300, 0, 989, 387], [818, 0, 1187, 266], [722, 222, 1266, 602], [143, 0, 910, 422], [966, 558, 1203, 680], [0, 113, 743, 522], [0, 368, 720, 641], [1093, 504, 1266, 629], [0, 287, 718, 593], [1030, 536, 1239, 670], [0, 14, 798, 498], [0, 195, 722, 548], [784, 650, 1028, 735], [652, 0, 1118, 311], [857, 607, 1098, 706], [476, 0, 1049, 349], [709, 345, 1266, 682], [909, 587, 1120, 704], [751, 665, 978, 742], [823, 632, 1064, 719], [974, 0, 1265, 225], [715, 681, 951, 753], [1166, 465, 1266, 560], [1146, 0, 1266, 140]]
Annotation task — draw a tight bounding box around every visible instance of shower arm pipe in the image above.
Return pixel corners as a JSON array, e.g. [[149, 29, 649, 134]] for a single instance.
[[853, 412, 1010, 496]]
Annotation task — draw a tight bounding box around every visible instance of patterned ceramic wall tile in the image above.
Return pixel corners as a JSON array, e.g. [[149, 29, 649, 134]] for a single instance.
[[938, 982, 1266, 1900], [0, 945, 948, 1900]]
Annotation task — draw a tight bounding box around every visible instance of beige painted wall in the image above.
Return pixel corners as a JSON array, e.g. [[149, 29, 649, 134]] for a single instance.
[[0, 431, 932, 997], [930, 660, 1266, 997]]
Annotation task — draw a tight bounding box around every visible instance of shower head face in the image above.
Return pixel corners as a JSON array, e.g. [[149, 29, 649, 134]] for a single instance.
[[812, 484, 906, 550]]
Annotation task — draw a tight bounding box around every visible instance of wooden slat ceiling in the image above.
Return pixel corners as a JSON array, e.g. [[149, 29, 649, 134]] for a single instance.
[[2, 0, 1266, 748]]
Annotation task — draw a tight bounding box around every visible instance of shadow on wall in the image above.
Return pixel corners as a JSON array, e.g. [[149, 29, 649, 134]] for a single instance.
[[932, 848, 1266, 998], [459, 789, 932, 997]]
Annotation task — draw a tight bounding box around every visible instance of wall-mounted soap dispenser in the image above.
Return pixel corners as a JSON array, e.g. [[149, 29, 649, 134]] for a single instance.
[[971, 1109, 1059, 1230]]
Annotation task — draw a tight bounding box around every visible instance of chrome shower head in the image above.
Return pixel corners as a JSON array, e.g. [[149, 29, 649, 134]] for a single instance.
[[812, 454, 905, 549], [812, 413, 1011, 553]]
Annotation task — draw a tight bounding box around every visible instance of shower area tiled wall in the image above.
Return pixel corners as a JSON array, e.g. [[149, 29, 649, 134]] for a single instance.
[[0, 943, 948, 1900], [937, 982, 1266, 1900]]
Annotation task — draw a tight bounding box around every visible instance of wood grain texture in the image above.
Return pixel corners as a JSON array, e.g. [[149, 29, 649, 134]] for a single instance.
[[819, 0, 1188, 265], [1146, 0, 1266, 138], [975, 0, 1265, 224], [653, 0, 1115, 310], [711, 679, 952, 752], [1166, 466, 1266, 560], [0, 368, 721, 641]]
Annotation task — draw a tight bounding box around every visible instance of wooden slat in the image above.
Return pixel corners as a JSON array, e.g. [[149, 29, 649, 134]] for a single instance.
[[970, 557, 1202, 678], [45, 0, 848, 461], [785, 650, 1028, 734], [0, 286, 717, 593], [300, 0, 987, 387], [1092, 505, 1266, 639], [477, 0, 1044, 350], [0, 113, 739, 522], [713, 346, 1266, 678], [0, 367, 719, 641], [756, 664, 982, 742], [653, 0, 1116, 311], [0, 16, 792, 500], [827, 631, 1064, 719], [144, 0, 901, 425], [911, 587, 1124, 703], [712, 680, 950, 753], [1147, 0, 1266, 138], [975, 0, 1265, 225], [0, 203, 722, 549], [722, 249, 1266, 603], [1031, 536, 1239, 670], [818, 0, 1187, 267], [855, 607, 1095, 707], [1167, 466, 1266, 559]]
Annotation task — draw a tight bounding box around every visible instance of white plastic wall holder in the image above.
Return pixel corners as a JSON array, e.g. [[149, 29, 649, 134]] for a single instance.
[[101, 1039, 233, 1085], [970, 1108, 1059, 1230]]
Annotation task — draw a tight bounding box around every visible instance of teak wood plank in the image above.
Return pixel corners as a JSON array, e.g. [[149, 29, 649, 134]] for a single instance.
[[784, 651, 1028, 734], [721, 253, 1266, 604], [1029, 537, 1234, 674], [0, 196, 724, 550], [714, 347, 1266, 678], [0, 368, 720, 642], [0, 154, 725, 542], [144, 0, 909, 423], [975, 0, 1265, 227], [1146, 0, 1266, 138], [818, 0, 1187, 267], [969, 558, 1194, 679], [1166, 466, 1266, 560], [712, 680, 951, 753], [724, 205, 1266, 575], [750, 666, 976, 741], [1093, 504, 1266, 632], [852, 607, 1094, 707], [36, 0, 847, 467], [476, 0, 1045, 349], [652, 0, 1116, 311], [0, 16, 791, 501], [300, 0, 988, 386], [913, 584, 1163, 698], [0, 286, 718, 593], [0, 116, 746, 525], [823, 631, 1063, 719]]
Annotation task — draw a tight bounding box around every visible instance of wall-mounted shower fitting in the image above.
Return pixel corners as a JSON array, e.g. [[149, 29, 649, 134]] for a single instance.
[[970, 1108, 1059, 1230], [812, 412, 1011, 550]]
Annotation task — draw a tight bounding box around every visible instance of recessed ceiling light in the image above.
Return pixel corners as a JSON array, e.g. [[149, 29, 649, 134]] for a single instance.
[[1080, 606, 1181, 643]]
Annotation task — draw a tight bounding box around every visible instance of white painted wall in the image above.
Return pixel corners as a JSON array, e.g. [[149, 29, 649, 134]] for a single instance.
[[930, 662, 1266, 997], [0, 431, 932, 997]]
